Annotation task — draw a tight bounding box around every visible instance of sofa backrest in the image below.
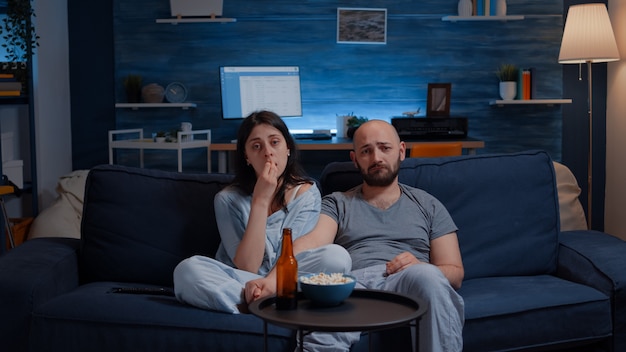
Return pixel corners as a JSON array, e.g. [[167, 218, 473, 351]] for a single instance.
[[79, 165, 234, 286], [319, 150, 560, 280]]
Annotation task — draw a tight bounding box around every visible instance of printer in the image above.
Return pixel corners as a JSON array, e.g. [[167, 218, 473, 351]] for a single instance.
[[391, 117, 468, 140]]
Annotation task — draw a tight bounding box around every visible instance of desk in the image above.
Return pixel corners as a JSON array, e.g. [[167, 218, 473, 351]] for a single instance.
[[211, 137, 485, 173], [109, 129, 212, 172]]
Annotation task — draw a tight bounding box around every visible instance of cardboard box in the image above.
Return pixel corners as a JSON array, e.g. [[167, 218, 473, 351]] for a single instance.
[[3, 159, 23, 189]]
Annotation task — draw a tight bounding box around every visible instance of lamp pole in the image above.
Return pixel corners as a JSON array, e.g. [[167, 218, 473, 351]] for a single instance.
[[586, 60, 592, 230]]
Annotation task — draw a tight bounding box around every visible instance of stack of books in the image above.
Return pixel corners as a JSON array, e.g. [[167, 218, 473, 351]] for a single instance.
[[517, 68, 536, 100], [0, 73, 23, 97]]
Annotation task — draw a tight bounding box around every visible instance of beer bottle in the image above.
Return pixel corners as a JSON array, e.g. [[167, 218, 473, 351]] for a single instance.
[[276, 227, 298, 310]]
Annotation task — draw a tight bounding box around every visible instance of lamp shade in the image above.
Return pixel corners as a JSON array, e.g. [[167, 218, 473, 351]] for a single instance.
[[559, 3, 620, 64]]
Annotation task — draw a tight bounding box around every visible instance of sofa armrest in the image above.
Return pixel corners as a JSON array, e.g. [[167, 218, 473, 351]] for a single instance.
[[557, 230, 626, 352], [0, 237, 80, 352]]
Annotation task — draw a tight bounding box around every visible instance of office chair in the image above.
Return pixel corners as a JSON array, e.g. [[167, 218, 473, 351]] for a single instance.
[[410, 143, 463, 158]]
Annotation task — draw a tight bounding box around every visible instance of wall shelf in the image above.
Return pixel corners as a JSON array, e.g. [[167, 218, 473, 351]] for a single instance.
[[156, 17, 236, 24], [115, 103, 197, 110], [442, 15, 524, 22], [489, 99, 572, 107]]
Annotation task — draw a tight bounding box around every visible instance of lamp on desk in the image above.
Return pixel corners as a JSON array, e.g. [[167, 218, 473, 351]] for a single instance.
[[558, 3, 620, 230]]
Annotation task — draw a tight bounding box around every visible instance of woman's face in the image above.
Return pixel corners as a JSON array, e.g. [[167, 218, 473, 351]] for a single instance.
[[244, 123, 290, 178]]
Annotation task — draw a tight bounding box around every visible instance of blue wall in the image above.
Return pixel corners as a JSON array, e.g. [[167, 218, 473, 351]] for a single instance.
[[69, 0, 609, 229], [112, 0, 564, 159]]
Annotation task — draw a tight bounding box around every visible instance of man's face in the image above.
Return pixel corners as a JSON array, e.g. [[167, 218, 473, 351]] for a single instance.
[[354, 151, 401, 187], [351, 121, 405, 187]]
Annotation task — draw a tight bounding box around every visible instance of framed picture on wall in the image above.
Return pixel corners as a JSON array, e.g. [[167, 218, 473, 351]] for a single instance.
[[337, 8, 387, 45], [426, 83, 451, 117]]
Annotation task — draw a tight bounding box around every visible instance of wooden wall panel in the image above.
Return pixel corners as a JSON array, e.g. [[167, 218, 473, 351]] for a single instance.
[[112, 0, 565, 172]]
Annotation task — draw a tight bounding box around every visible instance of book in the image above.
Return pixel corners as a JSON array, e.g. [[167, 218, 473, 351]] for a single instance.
[[517, 68, 523, 100], [484, 0, 490, 16], [522, 69, 531, 100], [0, 91, 21, 96], [490, 0, 497, 16], [473, 0, 477, 16], [0, 82, 22, 91], [0, 74, 15, 79], [529, 67, 536, 99], [477, 0, 483, 16]]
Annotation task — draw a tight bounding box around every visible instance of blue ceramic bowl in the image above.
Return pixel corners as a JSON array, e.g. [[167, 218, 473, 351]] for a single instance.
[[299, 273, 356, 306]]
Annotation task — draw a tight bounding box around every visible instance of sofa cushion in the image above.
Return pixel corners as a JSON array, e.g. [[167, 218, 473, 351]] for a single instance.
[[79, 165, 234, 286], [397, 151, 560, 279], [553, 161, 587, 231], [459, 275, 611, 351], [320, 151, 560, 280], [30, 282, 294, 352]]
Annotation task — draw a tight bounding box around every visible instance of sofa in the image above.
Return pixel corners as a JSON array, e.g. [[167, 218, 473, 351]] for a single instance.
[[1, 150, 625, 352]]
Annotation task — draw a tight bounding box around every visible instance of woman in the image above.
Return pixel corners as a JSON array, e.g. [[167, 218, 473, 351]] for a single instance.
[[173, 110, 350, 313]]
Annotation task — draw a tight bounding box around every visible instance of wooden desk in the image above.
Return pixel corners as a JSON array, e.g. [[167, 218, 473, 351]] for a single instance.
[[211, 137, 484, 173]]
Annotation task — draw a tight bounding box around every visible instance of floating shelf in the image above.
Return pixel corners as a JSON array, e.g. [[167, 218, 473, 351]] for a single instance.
[[489, 99, 572, 107], [156, 17, 236, 24], [115, 103, 197, 110], [442, 15, 524, 22]]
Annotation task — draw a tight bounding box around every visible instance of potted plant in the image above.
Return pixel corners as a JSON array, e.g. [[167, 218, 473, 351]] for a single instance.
[[155, 131, 167, 143], [0, 0, 38, 96], [123, 74, 143, 103], [346, 116, 368, 139], [0, 0, 38, 62], [496, 64, 518, 100]]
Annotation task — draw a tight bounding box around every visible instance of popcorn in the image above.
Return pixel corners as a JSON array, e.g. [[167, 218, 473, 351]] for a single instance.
[[300, 273, 354, 285]]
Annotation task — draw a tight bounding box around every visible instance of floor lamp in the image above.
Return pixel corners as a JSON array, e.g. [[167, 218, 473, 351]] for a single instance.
[[558, 3, 620, 230]]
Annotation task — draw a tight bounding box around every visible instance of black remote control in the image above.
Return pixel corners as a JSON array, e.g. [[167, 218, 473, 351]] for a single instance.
[[110, 287, 175, 296]]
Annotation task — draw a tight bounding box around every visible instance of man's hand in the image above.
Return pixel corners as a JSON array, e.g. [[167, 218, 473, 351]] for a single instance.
[[385, 251, 421, 276], [244, 276, 276, 304]]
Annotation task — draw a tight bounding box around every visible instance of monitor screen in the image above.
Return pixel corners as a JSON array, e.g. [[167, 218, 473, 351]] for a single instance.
[[219, 66, 303, 119]]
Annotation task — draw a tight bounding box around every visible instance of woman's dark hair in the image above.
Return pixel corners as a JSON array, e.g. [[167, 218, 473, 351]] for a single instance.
[[233, 110, 311, 211]]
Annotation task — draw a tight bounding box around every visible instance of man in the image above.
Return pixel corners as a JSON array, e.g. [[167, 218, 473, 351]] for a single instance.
[[245, 120, 465, 351]]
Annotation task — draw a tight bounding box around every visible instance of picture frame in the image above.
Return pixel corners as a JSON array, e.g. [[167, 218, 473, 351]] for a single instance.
[[337, 8, 387, 45], [426, 83, 451, 117]]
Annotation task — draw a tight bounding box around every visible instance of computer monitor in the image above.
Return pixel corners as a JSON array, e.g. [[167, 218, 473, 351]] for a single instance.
[[219, 66, 303, 120]]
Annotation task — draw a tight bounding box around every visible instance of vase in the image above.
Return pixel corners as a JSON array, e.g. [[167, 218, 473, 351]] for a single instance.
[[336, 115, 351, 138], [457, 0, 473, 17], [141, 83, 165, 103], [499, 81, 516, 100], [496, 0, 507, 16]]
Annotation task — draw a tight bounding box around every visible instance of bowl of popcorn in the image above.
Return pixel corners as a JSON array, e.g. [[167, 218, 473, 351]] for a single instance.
[[299, 272, 356, 306]]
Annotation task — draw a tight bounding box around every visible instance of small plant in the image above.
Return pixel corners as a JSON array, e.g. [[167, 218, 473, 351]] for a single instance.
[[0, 0, 39, 62], [123, 74, 142, 90], [123, 74, 142, 103], [347, 116, 368, 127], [155, 131, 167, 138], [496, 64, 518, 82]]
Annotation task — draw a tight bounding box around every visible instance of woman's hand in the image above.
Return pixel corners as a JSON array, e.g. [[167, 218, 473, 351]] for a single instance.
[[252, 158, 279, 206], [244, 276, 276, 304]]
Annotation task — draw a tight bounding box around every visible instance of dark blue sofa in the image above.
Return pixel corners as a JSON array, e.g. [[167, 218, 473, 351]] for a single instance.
[[1, 150, 624, 351]]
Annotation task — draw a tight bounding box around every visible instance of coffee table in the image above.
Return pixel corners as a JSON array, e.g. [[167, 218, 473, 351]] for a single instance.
[[248, 289, 427, 352]]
